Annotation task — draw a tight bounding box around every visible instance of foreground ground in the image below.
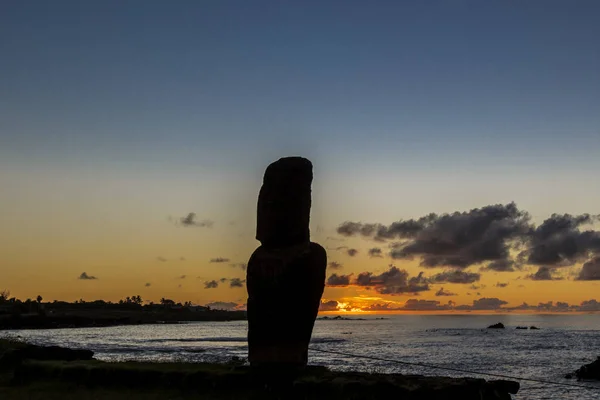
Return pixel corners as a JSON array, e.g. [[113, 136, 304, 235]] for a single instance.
[[0, 339, 518, 400]]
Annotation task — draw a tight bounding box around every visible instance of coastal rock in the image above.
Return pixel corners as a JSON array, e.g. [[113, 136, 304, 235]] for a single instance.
[[529, 326, 540, 330], [515, 326, 527, 330], [487, 323, 505, 329], [574, 356, 600, 380]]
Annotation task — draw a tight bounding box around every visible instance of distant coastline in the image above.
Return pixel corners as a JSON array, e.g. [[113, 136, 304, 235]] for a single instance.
[[0, 299, 246, 330]]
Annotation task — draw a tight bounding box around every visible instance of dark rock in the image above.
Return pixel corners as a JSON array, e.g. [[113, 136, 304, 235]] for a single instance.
[[515, 326, 527, 329], [565, 373, 573, 379], [487, 323, 505, 329], [529, 326, 540, 330], [574, 356, 600, 380]]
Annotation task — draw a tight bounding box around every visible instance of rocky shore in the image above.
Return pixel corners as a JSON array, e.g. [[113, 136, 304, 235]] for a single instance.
[[0, 339, 519, 399]]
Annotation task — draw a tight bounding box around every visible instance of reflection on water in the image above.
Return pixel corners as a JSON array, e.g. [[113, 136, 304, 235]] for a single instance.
[[3, 314, 600, 399]]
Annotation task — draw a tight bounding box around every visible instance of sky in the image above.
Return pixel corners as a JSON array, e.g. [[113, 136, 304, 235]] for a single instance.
[[1, 1, 599, 312]]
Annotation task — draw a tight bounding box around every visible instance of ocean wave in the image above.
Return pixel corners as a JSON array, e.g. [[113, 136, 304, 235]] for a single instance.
[[144, 337, 247, 343]]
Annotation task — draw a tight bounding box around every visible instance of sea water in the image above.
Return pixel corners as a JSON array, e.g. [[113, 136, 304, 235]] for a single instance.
[[3, 314, 600, 399]]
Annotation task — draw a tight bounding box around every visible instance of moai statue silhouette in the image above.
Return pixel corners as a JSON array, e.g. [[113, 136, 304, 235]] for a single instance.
[[246, 157, 327, 368]]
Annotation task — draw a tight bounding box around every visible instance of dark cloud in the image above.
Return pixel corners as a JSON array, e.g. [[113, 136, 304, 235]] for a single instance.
[[178, 275, 187, 279], [509, 301, 585, 312], [229, 263, 248, 271], [527, 266, 563, 281], [577, 257, 600, 281], [204, 280, 219, 289], [402, 299, 454, 311], [456, 297, 508, 310], [179, 213, 213, 228], [347, 248, 358, 257], [342, 203, 532, 269], [483, 260, 517, 272], [78, 272, 97, 280], [157, 257, 167, 262], [326, 274, 352, 287], [520, 214, 600, 267], [219, 278, 228, 283], [145, 282, 151, 287], [435, 287, 456, 296], [229, 278, 245, 288], [579, 299, 600, 311], [319, 300, 339, 311], [328, 261, 343, 270], [327, 245, 348, 251], [368, 248, 383, 258], [210, 257, 230, 263], [430, 270, 480, 284], [355, 266, 430, 295], [495, 282, 509, 288], [205, 301, 238, 311], [469, 284, 486, 290]]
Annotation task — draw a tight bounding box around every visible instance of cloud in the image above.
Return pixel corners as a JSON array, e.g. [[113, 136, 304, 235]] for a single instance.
[[430, 270, 480, 284], [402, 299, 454, 311], [577, 257, 600, 281], [229, 278, 245, 288], [469, 284, 486, 290], [145, 282, 151, 287], [326, 273, 352, 287], [361, 303, 402, 311], [354, 266, 430, 295], [483, 260, 517, 272], [219, 278, 228, 283], [519, 213, 600, 267], [495, 282, 509, 288], [157, 257, 167, 262], [179, 213, 213, 228], [527, 266, 563, 281], [205, 301, 239, 311], [78, 272, 97, 280], [178, 275, 187, 279], [328, 261, 343, 270], [435, 287, 456, 296], [368, 248, 383, 258], [456, 297, 508, 310], [579, 299, 600, 311], [210, 257, 230, 263], [347, 248, 358, 257], [340, 203, 532, 269], [319, 300, 339, 311], [229, 263, 248, 271], [204, 280, 219, 289], [178, 284, 182, 288], [180, 257, 186, 261]]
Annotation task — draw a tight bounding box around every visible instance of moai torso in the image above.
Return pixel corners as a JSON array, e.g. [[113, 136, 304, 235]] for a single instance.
[[246, 157, 327, 367]]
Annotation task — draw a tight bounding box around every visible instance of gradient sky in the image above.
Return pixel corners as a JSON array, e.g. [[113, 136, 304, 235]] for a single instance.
[[1, 1, 599, 311]]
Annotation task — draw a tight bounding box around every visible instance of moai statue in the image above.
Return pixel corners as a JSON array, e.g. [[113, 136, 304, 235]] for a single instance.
[[246, 157, 327, 368]]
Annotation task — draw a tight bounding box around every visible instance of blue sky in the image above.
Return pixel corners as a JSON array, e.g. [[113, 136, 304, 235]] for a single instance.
[[1, 1, 600, 303]]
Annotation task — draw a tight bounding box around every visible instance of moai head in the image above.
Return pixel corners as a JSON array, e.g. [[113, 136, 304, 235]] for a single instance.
[[256, 157, 313, 248]]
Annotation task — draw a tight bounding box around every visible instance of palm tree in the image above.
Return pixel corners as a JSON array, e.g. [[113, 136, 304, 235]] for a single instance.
[[36, 295, 43, 304]]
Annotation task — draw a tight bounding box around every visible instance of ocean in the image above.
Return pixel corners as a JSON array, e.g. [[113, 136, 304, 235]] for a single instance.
[[3, 314, 600, 399]]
